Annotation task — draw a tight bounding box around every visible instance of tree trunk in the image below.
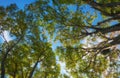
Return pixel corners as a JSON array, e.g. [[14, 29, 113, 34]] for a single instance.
[[1, 60, 5, 78], [1, 36, 23, 78], [28, 61, 39, 78]]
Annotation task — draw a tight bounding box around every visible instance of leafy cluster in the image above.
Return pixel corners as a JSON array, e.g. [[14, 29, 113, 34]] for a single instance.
[[0, 0, 120, 78]]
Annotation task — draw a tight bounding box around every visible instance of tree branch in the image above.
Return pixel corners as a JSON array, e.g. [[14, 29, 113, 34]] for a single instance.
[[89, 1, 120, 16], [1, 35, 23, 78], [28, 60, 39, 78], [90, 1, 120, 8], [28, 58, 43, 78], [97, 16, 120, 26], [81, 23, 120, 36], [109, 35, 120, 46], [99, 23, 120, 34]]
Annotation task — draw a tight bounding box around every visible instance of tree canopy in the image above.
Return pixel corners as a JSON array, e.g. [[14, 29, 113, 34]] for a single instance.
[[0, 0, 120, 78]]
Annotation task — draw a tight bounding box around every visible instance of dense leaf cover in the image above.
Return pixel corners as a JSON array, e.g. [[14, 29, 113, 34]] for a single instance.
[[0, 0, 120, 78]]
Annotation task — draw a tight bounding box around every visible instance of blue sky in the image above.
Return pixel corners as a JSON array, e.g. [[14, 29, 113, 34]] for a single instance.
[[0, 0, 35, 43], [0, 0, 104, 50], [0, 0, 66, 74], [0, 0, 35, 9], [0, 0, 62, 50], [1, 0, 120, 77]]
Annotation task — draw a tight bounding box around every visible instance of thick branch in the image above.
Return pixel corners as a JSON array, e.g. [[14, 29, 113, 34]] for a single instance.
[[28, 60, 39, 78], [90, 1, 120, 7], [99, 23, 120, 34], [109, 35, 120, 46], [97, 16, 120, 26], [28, 53, 43, 78], [91, 35, 120, 51], [1, 36, 23, 78], [89, 1, 120, 16], [83, 23, 120, 35], [28, 61, 39, 78], [104, 2, 120, 7]]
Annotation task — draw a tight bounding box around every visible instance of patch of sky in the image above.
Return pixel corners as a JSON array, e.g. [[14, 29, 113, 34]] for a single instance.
[[80, 5, 94, 14], [58, 61, 70, 75], [68, 5, 77, 11], [80, 4, 103, 25], [110, 20, 118, 26], [0, 0, 35, 9], [52, 40, 62, 51], [92, 12, 103, 25], [0, 0, 35, 43], [0, 31, 15, 43]]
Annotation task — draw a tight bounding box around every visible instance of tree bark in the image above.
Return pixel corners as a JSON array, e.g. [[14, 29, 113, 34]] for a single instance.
[[85, 23, 120, 35], [90, 1, 120, 8], [89, 1, 120, 16], [1, 36, 23, 78], [99, 23, 120, 34], [28, 60, 39, 78], [1, 60, 5, 78]]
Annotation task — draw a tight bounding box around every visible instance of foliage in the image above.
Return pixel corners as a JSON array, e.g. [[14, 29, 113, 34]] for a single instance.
[[0, 0, 120, 78]]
